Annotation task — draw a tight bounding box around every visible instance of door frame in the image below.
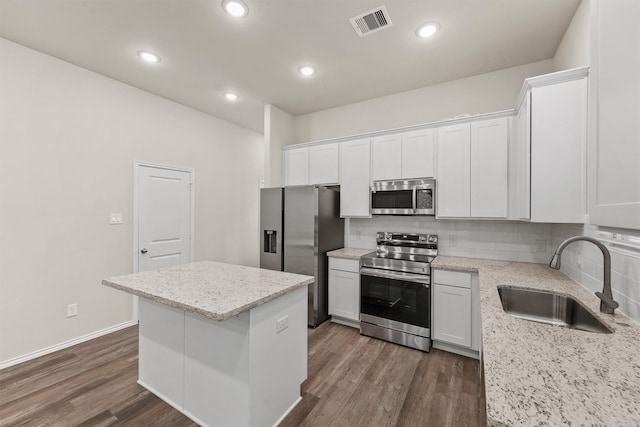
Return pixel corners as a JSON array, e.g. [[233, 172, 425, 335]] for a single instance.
[[133, 161, 195, 319]]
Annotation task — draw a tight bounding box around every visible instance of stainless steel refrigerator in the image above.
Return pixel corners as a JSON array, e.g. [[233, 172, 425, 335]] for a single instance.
[[260, 186, 344, 327]]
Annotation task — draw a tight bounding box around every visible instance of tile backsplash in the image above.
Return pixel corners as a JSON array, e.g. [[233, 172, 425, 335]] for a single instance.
[[347, 217, 640, 324], [552, 224, 640, 324], [347, 217, 555, 263]]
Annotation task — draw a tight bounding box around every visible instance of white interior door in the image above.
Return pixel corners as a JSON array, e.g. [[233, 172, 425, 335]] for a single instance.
[[136, 163, 193, 273]]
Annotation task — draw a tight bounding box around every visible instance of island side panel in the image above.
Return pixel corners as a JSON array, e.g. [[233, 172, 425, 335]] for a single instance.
[[138, 298, 185, 409], [249, 286, 308, 426], [183, 311, 251, 427]]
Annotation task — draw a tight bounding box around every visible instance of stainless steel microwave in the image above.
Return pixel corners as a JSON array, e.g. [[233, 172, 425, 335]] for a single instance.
[[370, 178, 435, 215]]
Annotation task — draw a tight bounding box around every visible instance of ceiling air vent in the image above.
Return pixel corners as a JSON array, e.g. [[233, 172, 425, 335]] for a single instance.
[[349, 6, 393, 37]]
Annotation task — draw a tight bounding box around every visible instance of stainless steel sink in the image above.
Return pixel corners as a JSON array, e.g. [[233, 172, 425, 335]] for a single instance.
[[497, 286, 613, 334]]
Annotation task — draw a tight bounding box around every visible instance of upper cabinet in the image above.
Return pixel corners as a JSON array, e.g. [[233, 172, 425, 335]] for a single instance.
[[283, 143, 339, 186], [515, 69, 588, 223], [339, 138, 371, 217], [283, 147, 309, 186], [309, 143, 339, 185], [371, 133, 402, 181], [588, 0, 640, 230], [437, 117, 508, 218], [371, 129, 435, 181], [402, 129, 435, 179], [436, 123, 471, 217]]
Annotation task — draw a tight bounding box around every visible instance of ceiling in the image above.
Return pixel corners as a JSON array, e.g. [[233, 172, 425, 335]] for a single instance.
[[0, 0, 581, 133]]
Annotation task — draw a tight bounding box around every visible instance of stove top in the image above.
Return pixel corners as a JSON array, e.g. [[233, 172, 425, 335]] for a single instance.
[[360, 231, 438, 275]]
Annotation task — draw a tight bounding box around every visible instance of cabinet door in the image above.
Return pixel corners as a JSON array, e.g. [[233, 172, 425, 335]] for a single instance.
[[531, 79, 586, 223], [588, 0, 640, 229], [371, 133, 402, 181], [283, 147, 309, 186], [402, 129, 435, 179], [433, 284, 471, 347], [328, 269, 360, 321], [516, 92, 532, 220], [309, 143, 339, 185], [470, 117, 508, 218], [436, 123, 471, 217], [340, 138, 371, 217]]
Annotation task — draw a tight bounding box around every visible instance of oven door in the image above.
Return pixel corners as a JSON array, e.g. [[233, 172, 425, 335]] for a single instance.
[[360, 267, 431, 335], [370, 188, 415, 215]]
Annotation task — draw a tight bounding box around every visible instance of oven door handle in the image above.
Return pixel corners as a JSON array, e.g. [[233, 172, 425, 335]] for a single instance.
[[360, 267, 431, 286]]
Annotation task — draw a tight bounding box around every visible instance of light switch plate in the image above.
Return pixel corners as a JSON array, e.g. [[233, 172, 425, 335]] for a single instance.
[[109, 213, 123, 225]]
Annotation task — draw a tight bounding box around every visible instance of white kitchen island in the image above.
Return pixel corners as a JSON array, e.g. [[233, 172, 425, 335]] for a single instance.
[[102, 261, 313, 427]]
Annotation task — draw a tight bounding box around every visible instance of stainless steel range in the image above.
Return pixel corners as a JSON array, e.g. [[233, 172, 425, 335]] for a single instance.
[[360, 231, 438, 352]]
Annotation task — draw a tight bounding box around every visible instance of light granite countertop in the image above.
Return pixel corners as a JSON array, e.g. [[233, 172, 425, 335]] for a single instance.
[[431, 255, 640, 426], [327, 247, 373, 260], [102, 261, 314, 321]]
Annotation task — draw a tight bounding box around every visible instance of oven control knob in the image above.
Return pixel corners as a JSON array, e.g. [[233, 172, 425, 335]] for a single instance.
[[428, 236, 437, 243]]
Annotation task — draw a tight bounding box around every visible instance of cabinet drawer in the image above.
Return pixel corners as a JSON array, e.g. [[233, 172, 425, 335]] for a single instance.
[[433, 269, 472, 289], [329, 257, 360, 273]]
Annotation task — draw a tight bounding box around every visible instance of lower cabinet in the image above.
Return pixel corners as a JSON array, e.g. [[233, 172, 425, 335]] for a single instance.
[[328, 257, 360, 328], [432, 269, 481, 359]]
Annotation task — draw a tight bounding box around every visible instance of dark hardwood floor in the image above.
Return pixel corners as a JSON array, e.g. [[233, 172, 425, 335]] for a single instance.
[[0, 322, 486, 427]]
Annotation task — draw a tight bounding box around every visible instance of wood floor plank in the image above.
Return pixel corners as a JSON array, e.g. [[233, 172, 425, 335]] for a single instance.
[[0, 322, 486, 427]]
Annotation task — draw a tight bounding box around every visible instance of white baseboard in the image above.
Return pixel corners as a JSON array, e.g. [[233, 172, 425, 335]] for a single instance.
[[273, 396, 303, 427], [0, 320, 137, 370]]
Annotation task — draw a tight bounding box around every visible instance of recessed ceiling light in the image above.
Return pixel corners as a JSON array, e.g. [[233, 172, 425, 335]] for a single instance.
[[298, 65, 316, 77], [222, 0, 248, 17], [224, 92, 239, 101], [137, 50, 160, 63], [416, 22, 440, 38]]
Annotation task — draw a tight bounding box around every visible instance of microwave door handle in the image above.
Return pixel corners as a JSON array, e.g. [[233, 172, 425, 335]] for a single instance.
[[412, 187, 417, 214]]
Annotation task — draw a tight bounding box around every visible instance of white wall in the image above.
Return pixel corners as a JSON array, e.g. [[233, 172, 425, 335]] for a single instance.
[[264, 105, 295, 187], [0, 37, 264, 365], [294, 59, 555, 144], [553, 0, 590, 71]]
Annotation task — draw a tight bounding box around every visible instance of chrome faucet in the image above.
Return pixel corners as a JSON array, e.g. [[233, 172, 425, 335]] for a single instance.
[[549, 236, 619, 315]]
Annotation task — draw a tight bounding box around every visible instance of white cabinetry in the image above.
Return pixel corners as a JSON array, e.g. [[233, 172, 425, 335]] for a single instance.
[[328, 257, 360, 328], [284, 143, 339, 186], [515, 69, 587, 223], [283, 147, 309, 186], [372, 133, 402, 181], [515, 92, 531, 219], [371, 129, 435, 181], [309, 143, 339, 185], [436, 123, 470, 217], [339, 138, 371, 217], [437, 117, 508, 218], [402, 129, 435, 179], [432, 269, 480, 359], [588, 0, 640, 229], [471, 119, 508, 217]]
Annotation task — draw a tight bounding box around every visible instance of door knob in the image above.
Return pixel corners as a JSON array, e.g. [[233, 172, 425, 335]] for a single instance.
[[140, 248, 148, 254]]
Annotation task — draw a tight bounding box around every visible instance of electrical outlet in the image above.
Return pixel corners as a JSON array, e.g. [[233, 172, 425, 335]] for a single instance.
[[449, 235, 457, 247], [276, 315, 289, 334], [109, 213, 123, 225], [535, 239, 547, 253], [67, 303, 78, 318]]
